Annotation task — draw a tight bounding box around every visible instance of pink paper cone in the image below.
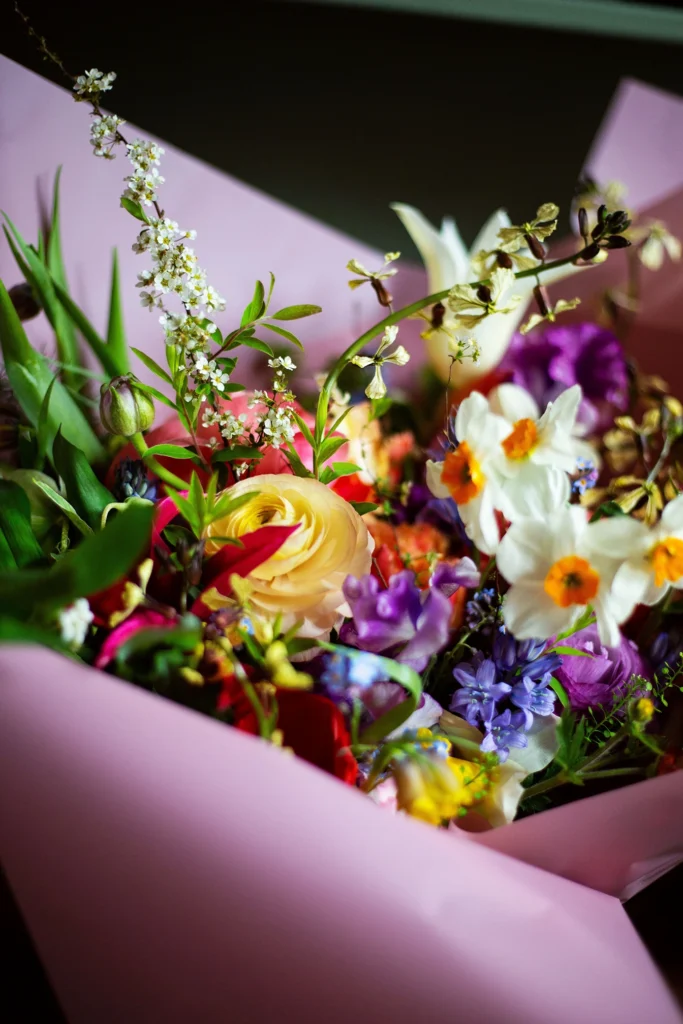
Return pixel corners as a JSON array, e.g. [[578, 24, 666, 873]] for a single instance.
[[0, 647, 680, 1024]]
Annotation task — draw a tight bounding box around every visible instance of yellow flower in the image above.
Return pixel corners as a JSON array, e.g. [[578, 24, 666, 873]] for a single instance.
[[393, 753, 486, 826], [205, 475, 373, 638]]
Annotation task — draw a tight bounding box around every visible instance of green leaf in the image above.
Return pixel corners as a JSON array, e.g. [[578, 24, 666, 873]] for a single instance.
[[0, 615, 73, 654], [211, 446, 264, 464], [134, 381, 177, 410], [0, 481, 44, 567], [590, 501, 627, 522], [318, 434, 348, 463], [120, 196, 150, 222], [0, 525, 16, 570], [241, 280, 265, 326], [270, 304, 322, 321], [36, 375, 58, 469], [146, 443, 202, 463], [555, 607, 595, 642], [291, 412, 315, 448], [45, 168, 81, 387], [550, 645, 593, 658], [33, 481, 92, 536], [0, 502, 154, 617], [53, 430, 115, 529], [207, 489, 257, 524], [284, 445, 314, 479], [347, 650, 422, 743], [165, 490, 201, 537], [350, 501, 379, 516], [370, 396, 393, 421], [0, 280, 104, 464], [265, 272, 276, 311], [259, 322, 304, 350], [330, 461, 362, 477], [51, 279, 125, 377], [548, 676, 571, 710], [131, 347, 173, 385], [241, 337, 274, 358], [106, 249, 129, 371]]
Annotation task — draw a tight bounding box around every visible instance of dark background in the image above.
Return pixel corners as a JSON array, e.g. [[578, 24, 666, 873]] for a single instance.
[[3, 0, 683, 257], [2, 1, 682, 1017]]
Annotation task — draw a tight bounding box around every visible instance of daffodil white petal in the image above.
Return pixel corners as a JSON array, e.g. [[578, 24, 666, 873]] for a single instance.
[[583, 515, 648, 561], [497, 518, 556, 583], [503, 580, 571, 639], [425, 459, 450, 499], [592, 594, 623, 648], [612, 559, 659, 612], [507, 713, 561, 775], [455, 390, 489, 439], [488, 382, 540, 422], [459, 486, 500, 555], [660, 493, 683, 534], [499, 464, 570, 519], [539, 384, 582, 434]]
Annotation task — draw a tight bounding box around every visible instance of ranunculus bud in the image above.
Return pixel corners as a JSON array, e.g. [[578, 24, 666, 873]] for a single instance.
[[99, 374, 155, 437]]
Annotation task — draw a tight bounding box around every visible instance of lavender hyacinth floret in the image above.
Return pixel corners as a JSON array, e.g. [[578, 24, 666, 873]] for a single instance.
[[481, 709, 529, 763], [451, 657, 512, 726]]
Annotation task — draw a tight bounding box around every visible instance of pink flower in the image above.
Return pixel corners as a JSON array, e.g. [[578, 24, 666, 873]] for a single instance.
[[95, 610, 174, 669]]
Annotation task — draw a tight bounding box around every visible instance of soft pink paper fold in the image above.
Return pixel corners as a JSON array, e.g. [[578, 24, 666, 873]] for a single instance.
[[0, 647, 680, 1024]]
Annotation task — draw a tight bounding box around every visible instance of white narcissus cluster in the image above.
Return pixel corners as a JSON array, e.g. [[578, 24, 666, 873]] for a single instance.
[[392, 203, 581, 384]]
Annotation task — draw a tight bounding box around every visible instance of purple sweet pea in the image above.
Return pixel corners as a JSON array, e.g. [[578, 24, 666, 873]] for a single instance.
[[501, 322, 629, 432], [554, 624, 649, 711], [451, 657, 512, 726], [341, 570, 452, 672]]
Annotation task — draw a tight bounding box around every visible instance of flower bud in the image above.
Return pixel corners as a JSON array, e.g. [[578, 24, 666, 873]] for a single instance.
[[9, 282, 41, 321], [99, 374, 155, 437]]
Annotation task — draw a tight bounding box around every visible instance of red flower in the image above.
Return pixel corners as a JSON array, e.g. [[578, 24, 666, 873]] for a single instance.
[[221, 681, 357, 785]]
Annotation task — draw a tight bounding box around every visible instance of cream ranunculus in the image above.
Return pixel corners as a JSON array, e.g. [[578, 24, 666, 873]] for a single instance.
[[205, 474, 374, 638]]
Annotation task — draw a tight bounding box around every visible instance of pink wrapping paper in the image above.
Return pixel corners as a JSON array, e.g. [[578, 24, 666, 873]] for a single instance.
[[0, 647, 681, 1024]]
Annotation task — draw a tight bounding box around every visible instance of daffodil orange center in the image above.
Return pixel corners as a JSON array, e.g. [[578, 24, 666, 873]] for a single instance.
[[442, 442, 485, 505], [544, 555, 599, 608], [502, 418, 538, 460], [651, 537, 683, 588]]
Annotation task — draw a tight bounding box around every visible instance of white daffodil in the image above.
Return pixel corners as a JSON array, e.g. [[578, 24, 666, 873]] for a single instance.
[[613, 494, 683, 608], [392, 202, 581, 383], [426, 391, 508, 554], [497, 504, 644, 646], [486, 383, 581, 519], [439, 710, 560, 827]]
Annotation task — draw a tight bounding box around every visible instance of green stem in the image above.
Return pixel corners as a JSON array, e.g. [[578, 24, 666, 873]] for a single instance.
[[130, 431, 192, 491], [314, 246, 595, 444], [521, 727, 631, 801]]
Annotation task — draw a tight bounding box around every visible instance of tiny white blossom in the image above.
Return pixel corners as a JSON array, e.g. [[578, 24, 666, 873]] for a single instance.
[[89, 114, 125, 158], [268, 356, 297, 372], [74, 68, 116, 100], [139, 289, 161, 310], [219, 413, 248, 440], [262, 407, 295, 448], [58, 599, 94, 648], [209, 366, 231, 392], [126, 139, 164, 172]]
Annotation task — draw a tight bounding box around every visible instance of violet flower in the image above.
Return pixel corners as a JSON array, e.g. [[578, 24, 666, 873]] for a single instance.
[[510, 677, 556, 729], [501, 322, 629, 433], [481, 709, 528, 763], [341, 569, 455, 672], [554, 624, 649, 711], [451, 657, 512, 725]]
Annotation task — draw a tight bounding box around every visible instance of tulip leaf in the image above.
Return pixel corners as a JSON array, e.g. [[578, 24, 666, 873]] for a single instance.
[[107, 249, 129, 371], [45, 167, 81, 387], [0, 501, 155, 617], [33, 481, 93, 536], [53, 430, 115, 529], [51, 279, 125, 377], [548, 677, 571, 710], [270, 304, 322, 321], [36, 375, 58, 469], [0, 280, 104, 464], [0, 481, 44, 568]]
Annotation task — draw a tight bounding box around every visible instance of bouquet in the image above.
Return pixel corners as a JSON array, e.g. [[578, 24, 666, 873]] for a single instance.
[[1, 22, 683, 1023]]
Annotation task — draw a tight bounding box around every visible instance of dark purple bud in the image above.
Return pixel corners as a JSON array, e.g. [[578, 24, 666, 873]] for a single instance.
[[578, 208, 589, 241], [525, 233, 546, 261], [495, 250, 513, 270], [8, 282, 41, 321], [431, 301, 445, 330], [604, 235, 631, 250], [597, 203, 608, 225], [580, 242, 601, 261], [477, 284, 492, 304], [533, 284, 550, 316], [370, 278, 393, 307]]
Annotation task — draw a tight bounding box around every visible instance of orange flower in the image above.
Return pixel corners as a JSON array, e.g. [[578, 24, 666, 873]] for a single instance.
[[367, 517, 449, 588]]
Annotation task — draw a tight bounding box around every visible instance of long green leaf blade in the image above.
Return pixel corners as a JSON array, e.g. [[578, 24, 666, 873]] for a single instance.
[[0, 480, 45, 568], [51, 279, 124, 377], [107, 248, 129, 371], [46, 168, 81, 386], [53, 430, 115, 529]]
